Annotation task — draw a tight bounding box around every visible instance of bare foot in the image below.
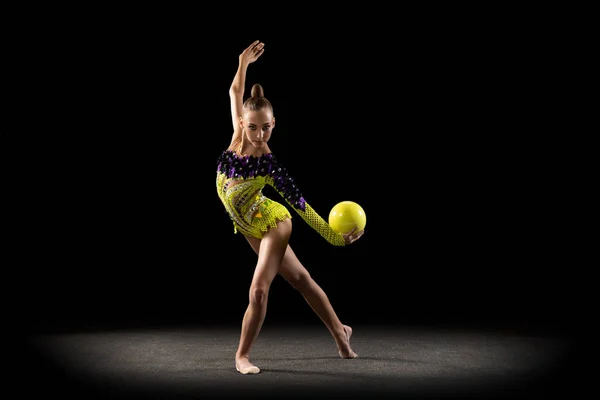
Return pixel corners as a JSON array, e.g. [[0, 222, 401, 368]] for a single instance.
[[338, 325, 358, 359], [235, 355, 260, 375]]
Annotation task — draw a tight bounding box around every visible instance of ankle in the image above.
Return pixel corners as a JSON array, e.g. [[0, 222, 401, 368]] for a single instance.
[[333, 326, 347, 343]]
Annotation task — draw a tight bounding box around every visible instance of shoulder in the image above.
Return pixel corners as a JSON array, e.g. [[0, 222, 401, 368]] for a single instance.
[[216, 148, 236, 165], [227, 136, 242, 153]]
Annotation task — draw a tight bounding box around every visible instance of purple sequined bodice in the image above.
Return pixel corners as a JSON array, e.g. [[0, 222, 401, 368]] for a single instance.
[[216, 150, 306, 211]]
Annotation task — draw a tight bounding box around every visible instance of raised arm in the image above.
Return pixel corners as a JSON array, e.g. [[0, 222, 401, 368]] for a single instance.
[[229, 40, 265, 148]]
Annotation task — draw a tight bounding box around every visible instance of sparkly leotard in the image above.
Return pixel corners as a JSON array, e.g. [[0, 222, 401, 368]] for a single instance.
[[216, 148, 345, 246]]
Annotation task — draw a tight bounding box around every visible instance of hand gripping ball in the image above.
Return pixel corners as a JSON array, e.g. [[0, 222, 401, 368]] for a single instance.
[[328, 201, 366, 234]]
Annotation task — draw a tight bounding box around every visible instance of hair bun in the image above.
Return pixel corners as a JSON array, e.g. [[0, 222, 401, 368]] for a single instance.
[[251, 83, 264, 98]]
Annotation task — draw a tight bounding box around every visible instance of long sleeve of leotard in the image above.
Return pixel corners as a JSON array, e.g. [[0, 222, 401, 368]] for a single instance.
[[265, 160, 346, 247]]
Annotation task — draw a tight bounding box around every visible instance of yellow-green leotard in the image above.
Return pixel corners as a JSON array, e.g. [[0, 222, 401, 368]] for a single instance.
[[216, 149, 345, 246]]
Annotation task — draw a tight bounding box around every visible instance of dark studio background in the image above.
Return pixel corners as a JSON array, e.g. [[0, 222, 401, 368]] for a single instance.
[[11, 9, 572, 343]]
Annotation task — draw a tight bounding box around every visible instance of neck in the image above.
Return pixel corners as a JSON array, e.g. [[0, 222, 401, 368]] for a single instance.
[[239, 137, 270, 157]]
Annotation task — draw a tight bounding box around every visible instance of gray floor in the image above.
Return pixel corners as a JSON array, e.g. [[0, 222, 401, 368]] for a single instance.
[[25, 324, 571, 398]]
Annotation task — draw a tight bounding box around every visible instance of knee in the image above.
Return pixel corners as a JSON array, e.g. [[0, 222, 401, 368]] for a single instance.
[[249, 285, 269, 306], [286, 271, 312, 290]]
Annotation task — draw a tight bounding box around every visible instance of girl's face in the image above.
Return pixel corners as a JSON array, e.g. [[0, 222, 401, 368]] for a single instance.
[[241, 109, 275, 148]]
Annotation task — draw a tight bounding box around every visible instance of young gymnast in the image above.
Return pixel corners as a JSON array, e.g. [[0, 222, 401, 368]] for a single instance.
[[216, 40, 364, 375]]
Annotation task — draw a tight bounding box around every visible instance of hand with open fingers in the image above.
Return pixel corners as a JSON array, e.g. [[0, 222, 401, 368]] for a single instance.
[[239, 40, 265, 65], [342, 227, 365, 245]]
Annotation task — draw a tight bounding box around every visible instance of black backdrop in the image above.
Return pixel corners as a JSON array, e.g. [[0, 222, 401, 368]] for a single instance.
[[12, 12, 570, 338]]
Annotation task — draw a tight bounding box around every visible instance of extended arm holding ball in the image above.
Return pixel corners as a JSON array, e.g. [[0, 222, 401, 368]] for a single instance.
[[264, 157, 363, 246]]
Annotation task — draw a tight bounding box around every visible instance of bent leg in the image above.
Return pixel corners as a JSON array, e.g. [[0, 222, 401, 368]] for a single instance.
[[245, 237, 357, 359], [236, 219, 292, 374]]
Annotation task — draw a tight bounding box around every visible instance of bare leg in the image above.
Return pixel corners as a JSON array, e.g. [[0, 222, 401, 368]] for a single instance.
[[236, 219, 292, 374], [279, 246, 358, 359], [244, 239, 357, 359]]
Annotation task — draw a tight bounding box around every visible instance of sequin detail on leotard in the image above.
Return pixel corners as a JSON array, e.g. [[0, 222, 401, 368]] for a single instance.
[[216, 150, 345, 246]]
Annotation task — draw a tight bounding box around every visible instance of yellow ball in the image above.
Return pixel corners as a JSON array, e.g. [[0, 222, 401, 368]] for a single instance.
[[328, 201, 366, 234]]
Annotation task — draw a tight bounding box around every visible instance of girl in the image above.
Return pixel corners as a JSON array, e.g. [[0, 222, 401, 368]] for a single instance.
[[216, 40, 364, 374]]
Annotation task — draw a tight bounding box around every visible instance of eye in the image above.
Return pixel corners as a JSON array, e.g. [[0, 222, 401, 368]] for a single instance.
[[262, 126, 270, 131]]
